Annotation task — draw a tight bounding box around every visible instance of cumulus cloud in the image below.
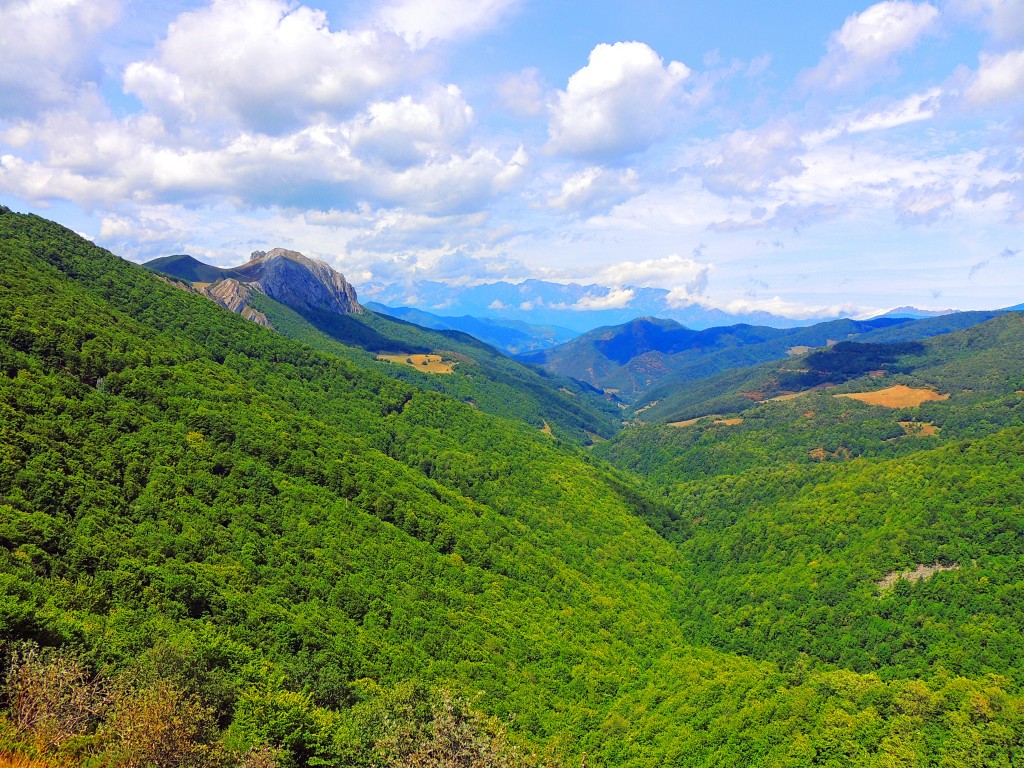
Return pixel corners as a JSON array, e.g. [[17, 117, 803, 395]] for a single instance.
[[546, 166, 639, 215], [596, 253, 708, 289], [571, 286, 636, 310], [962, 50, 1024, 106], [349, 85, 475, 169], [803, 1, 938, 89], [376, 0, 521, 49], [0, 109, 528, 216], [547, 42, 691, 159], [123, 0, 413, 134], [0, 0, 120, 117]]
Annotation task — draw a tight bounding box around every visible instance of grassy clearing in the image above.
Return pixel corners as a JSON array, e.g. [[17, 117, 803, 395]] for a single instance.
[[836, 384, 949, 408], [668, 415, 744, 428], [377, 353, 457, 374]]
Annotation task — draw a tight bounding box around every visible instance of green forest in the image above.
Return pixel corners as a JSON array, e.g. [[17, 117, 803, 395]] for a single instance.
[[2, 207, 1024, 767]]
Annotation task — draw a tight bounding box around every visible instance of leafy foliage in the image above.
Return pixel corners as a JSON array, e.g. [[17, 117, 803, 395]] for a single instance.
[[2, 207, 1024, 766]]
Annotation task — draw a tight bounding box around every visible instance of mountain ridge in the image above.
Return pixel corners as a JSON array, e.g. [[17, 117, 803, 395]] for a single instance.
[[144, 247, 363, 321]]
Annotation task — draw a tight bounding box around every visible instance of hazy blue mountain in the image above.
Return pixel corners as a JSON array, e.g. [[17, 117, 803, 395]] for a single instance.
[[365, 302, 578, 354], [522, 315, 910, 399], [872, 306, 956, 319], [361, 279, 827, 332]]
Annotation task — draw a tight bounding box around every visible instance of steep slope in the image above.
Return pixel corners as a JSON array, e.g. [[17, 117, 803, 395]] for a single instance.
[[593, 315, 1024, 698], [3, 208, 1024, 767], [145, 247, 362, 316], [146, 251, 620, 442]]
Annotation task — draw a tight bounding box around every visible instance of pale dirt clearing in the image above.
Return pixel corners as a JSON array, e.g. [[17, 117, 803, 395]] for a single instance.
[[877, 563, 960, 591]]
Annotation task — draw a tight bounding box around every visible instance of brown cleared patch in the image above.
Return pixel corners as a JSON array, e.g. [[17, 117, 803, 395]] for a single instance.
[[868, 370, 886, 379], [837, 384, 949, 408], [826, 339, 837, 347], [877, 562, 960, 591], [540, 420, 554, 436], [668, 416, 703, 428], [803, 410, 816, 419], [809, 446, 851, 462], [559, 387, 576, 396], [740, 390, 764, 402], [787, 345, 812, 356], [633, 400, 660, 414], [669, 415, 743, 428], [377, 353, 456, 374], [899, 420, 940, 437]]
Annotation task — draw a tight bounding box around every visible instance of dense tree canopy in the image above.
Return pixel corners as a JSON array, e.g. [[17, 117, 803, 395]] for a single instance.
[[2, 208, 1024, 766]]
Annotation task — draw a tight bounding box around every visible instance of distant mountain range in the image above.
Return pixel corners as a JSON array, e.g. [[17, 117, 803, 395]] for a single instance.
[[361, 279, 835, 332], [365, 302, 578, 355], [521, 310, 1008, 404]]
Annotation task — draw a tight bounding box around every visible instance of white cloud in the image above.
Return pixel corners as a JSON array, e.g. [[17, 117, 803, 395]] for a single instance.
[[0, 108, 528, 216], [376, 0, 521, 49], [721, 296, 876, 320], [700, 124, 806, 196], [843, 88, 942, 134], [546, 166, 639, 215], [596, 253, 709, 289], [547, 42, 691, 159], [804, 1, 938, 89], [0, 0, 120, 116], [963, 50, 1024, 106], [948, 0, 1024, 44], [349, 85, 475, 169], [123, 0, 413, 134], [572, 286, 636, 310]]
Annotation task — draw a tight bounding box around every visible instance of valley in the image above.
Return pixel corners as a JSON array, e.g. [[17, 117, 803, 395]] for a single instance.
[[1, 208, 1023, 767]]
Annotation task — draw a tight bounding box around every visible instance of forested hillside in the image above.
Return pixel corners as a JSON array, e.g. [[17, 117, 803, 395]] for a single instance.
[[2, 208, 1024, 767], [522, 313, 1004, 403], [145, 254, 620, 444]]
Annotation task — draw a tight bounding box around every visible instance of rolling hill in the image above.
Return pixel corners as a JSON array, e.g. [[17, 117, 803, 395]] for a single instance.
[[522, 315, 914, 400]]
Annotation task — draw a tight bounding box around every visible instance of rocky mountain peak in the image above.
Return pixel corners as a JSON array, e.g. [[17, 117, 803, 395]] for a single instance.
[[240, 247, 363, 316]]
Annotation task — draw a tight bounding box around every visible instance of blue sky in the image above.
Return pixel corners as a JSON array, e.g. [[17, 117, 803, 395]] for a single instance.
[[1, 0, 1022, 319]]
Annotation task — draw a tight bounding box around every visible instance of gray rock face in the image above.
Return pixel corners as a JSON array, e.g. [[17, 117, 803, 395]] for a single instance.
[[241, 248, 362, 316], [202, 278, 275, 329]]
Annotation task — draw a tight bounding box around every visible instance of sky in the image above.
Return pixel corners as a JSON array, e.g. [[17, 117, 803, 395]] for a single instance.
[[1, 0, 1022, 320]]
